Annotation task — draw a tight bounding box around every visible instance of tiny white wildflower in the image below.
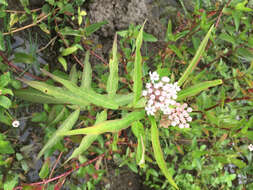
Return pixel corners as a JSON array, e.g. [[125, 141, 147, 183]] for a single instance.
[[12, 120, 20, 128], [248, 144, 253, 151], [146, 83, 152, 89], [149, 71, 159, 82], [142, 90, 148, 96], [161, 76, 170, 83]]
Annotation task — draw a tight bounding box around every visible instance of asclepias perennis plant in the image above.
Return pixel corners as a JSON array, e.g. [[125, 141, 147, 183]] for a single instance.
[[15, 23, 222, 189]]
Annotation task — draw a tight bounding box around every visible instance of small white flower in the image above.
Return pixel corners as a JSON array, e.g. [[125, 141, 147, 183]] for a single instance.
[[12, 120, 20, 128], [159, 96, 165, 101], [150, 94, 156, 100], [149, 71, 159, 82], [161, 76, 170, 83], [187, 108, 193, 112], [155, 90, 161, 96], [146, 83, 152, 89], [248, 144, 253, 151], [142, 90, 148, 96]]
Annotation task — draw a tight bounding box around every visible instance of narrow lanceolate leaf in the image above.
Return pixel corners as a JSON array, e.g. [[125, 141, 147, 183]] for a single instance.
[[106, 34, 118, 98], [66, 110, 107, 163], [177, 79, 223, 101], [133, 21, 146, 105], [113, 93, 133, 107], [131, 121, 145, 166], [150, 116, 178, 189], [14, 88, 67, 104], [61, 110, 145, 136], [17, 78, 89, 106], [41, 69, 118, 109], [37, 109, 80, 160], [69, 64, 78, 84], [61, 45, 79, 56], [81, 51, 92, 89], [178, 25, 214, 86]]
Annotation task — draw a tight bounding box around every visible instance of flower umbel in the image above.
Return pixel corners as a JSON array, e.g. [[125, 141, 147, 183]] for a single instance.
[[143, 71, 192, 128]]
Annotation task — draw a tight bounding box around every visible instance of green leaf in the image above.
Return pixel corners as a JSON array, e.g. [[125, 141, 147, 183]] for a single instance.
[[113, 93, 133, 106], [58, 56, 67, 71], [69, 64, 78, 84], [4, 176, 18, 190], [178, 25, 214, 86], [133, 21, 145, 105], [61, 110, 145, 136], [143, 32, 157, 42], [40, 69, 118, 109], [219, 33, 236, 46], [18, 78, 90, 106], [107, 34, 119, 98], [0, 0, 8, 6], [168, 44, 183, 59], [39, 159, 50, 179], [150, 116, 178, 189], [85, 21, 108, 36], [59, 27, 83, 37], [132, 121, 145, 166], [65, 110, 107, 163], [0, 96, 11, 109], [81, 51, 92, 89], [235, 0, 253, 12], [61, 45, 79, 56], [0, 32, 5, 51], [230, 158, 246, 169], [236, 47, 253, 61], [0, 72, 10, 87], [13, 52, 35, 64], [0, 134, 15, 154], [14, 88, 68, 104], [177, 80, 223, 101], [37, 109, 80, 159]]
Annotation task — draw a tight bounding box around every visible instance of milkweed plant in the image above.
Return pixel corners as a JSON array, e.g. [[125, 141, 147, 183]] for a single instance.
[[15, 23, 223, 189]]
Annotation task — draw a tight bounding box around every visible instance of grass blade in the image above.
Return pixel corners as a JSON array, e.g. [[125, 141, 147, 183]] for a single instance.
[[150, 116, 178, 189], [37, 109, 80, 160], [177, 79, 223, 101], [61, 110, 145, 136], [178, 25, 214, 86], [107, 34, 119, 98]]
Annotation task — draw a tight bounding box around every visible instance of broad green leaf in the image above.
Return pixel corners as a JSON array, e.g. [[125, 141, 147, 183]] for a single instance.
[[236, 47, 253, 61], [0, 96, 11, 109], [219, 33, 236, 46], [177, 80, 223, 101], [13, 52, 35, 64], [85, 21, 108, 36], [3, 176, 18, 190], [143, 32, 157, 42], [37, 109, 80, 159], [0, 134, 15, 154], [0, 72, 11, 87], [59, 27, 83, 37], [66, 110, 107, 163], [150, 116, 178, 189], [58, 56, 67, 71], [81, 51, 92, 89], [16, 79, 90, 106], [39, 159, 50, 179], [61, 110, 145, 136], [235, 0, 253, 12], [0, 32, 5, 51], [69, 64, 78, 84], [107, 34, 119, 98], [133, 21, 145, 105], [61, 45, 79, 56], [41, 69, 118, 109], [113, 93, 133, 106], [178, 25, 214, 86]]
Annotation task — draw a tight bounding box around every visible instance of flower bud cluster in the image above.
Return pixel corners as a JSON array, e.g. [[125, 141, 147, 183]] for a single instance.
[[142, 71, 192, 128]]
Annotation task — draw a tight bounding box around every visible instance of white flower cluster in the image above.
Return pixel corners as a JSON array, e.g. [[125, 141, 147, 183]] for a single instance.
[[142, 71, 192, 128]]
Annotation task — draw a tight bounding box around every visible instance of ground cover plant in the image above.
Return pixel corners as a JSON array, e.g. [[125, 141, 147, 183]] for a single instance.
[[0, 0, 253, 190]]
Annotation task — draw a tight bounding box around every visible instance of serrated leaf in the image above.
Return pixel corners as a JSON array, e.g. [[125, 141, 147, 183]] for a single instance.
[[150, 116, 178, 189], [37, 109, 80, 159], [81, 51, 92, 89], [178, 25, 214, 86], [177, 80, 223, 101], [133, 21, 145, 105], [41, 69, 118, 109], [61, 110, 145, 136], [107, 34, 118, 98]]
